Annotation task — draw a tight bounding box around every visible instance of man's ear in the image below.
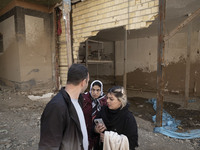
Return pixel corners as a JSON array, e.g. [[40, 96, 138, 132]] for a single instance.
[[80, 79, 86, 87], [80, 80, 83, 87], [84, 78, 88, 85]]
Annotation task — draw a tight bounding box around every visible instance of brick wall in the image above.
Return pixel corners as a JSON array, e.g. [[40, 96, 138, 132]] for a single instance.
[[72, 0, 159, 61]]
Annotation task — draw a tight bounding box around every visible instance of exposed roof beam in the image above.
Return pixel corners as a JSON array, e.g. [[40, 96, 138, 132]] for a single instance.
[[164, 7, 200, 41]]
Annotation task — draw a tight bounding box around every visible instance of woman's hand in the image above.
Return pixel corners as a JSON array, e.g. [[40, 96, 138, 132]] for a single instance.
[[100, 133, 104, 142], [95, 123, 107, 134]]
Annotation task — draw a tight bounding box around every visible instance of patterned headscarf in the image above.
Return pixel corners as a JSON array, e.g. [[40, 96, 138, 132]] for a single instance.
[[89, 80, 104, 97], [89, 80, 105, 120]]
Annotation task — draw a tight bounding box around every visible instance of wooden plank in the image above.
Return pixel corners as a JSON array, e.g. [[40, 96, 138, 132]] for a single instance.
[[123, 27, 127, 91], [184, 24, 192, 107], [63, 1, 73, 67], [86, 40, 88, 67], [77, 60, 113, 64], [156, 0, 166, 127], [0, 0, 53, 16], [165, 8, 200, 41]]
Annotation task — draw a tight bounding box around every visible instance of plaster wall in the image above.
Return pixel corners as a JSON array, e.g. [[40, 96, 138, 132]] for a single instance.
[[0, 7, 54, 91], [115, 36, 157, 74], [0, 16, 21, 82], [18, 15, 52, 83], [115, 30, 200, 95]]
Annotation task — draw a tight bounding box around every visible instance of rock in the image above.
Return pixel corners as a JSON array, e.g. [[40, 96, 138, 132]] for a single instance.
[[0, 129, 8, 134]]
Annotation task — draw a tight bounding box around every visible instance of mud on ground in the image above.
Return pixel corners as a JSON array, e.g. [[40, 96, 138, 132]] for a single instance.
[[0, 85, 200, 150], [128, 97, 200, 131]]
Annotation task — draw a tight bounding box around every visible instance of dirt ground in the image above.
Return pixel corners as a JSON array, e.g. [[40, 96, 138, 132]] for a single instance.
[[0, 85, 200, 150], [129, 97, 200, 131]]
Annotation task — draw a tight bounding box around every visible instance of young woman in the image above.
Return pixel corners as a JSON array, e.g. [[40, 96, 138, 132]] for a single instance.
[[94, 86, 138, 150], [82, 80, 107, 150]]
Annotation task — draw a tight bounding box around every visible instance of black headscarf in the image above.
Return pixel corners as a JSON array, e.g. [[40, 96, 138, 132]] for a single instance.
[[100, 104, 129, 133]]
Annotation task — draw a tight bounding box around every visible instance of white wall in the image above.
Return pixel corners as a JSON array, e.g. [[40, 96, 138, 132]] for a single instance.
[[115, 36, 157, 75]]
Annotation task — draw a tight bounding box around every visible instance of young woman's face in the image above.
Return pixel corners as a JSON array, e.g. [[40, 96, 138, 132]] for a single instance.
[[91, 85, 101, 99], [106, 93, 122, 110]]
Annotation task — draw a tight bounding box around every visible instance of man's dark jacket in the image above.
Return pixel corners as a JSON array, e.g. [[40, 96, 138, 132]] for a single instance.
[[38, 87, 84, 150]]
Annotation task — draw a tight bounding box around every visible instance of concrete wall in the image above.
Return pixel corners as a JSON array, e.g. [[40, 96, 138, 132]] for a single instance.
[[115, 30, 200, 96], [72, 0, 159, 61], [0, 7, 54, 91], [0, 16, 21, 83], [18, 15, 53, 86]]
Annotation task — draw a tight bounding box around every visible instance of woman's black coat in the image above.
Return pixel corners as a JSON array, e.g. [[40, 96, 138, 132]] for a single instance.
[[94, 104, 138, 150]]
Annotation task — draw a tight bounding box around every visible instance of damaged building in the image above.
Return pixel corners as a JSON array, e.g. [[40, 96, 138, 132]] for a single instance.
[[0, 0, 200, 99], [0, 0, 200, 147]]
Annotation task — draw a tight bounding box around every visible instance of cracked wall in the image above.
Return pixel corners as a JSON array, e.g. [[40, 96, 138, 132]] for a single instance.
[[72, 0, 159, 61], [115, 30, 200, 96]]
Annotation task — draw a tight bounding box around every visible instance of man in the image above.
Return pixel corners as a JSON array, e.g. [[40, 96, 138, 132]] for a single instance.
[[39, 64, 89, 150]]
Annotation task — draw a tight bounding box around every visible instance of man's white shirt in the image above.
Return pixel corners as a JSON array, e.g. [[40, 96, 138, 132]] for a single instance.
[[71, 99, 88, 150]]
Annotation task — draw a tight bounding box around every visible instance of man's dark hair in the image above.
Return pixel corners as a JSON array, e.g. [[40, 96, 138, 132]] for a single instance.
[[67, 64, 88, 85]]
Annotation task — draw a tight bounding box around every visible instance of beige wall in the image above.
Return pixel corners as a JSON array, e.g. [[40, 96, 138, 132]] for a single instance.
[[115, 30, 200, 95], [115, 36, 157, 74], [72, 0, 159, 61], [18, 15, 52, 83], [0, 11, 54, 91], [0, 16, 21, 82], [115, 31, 199, 74]]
